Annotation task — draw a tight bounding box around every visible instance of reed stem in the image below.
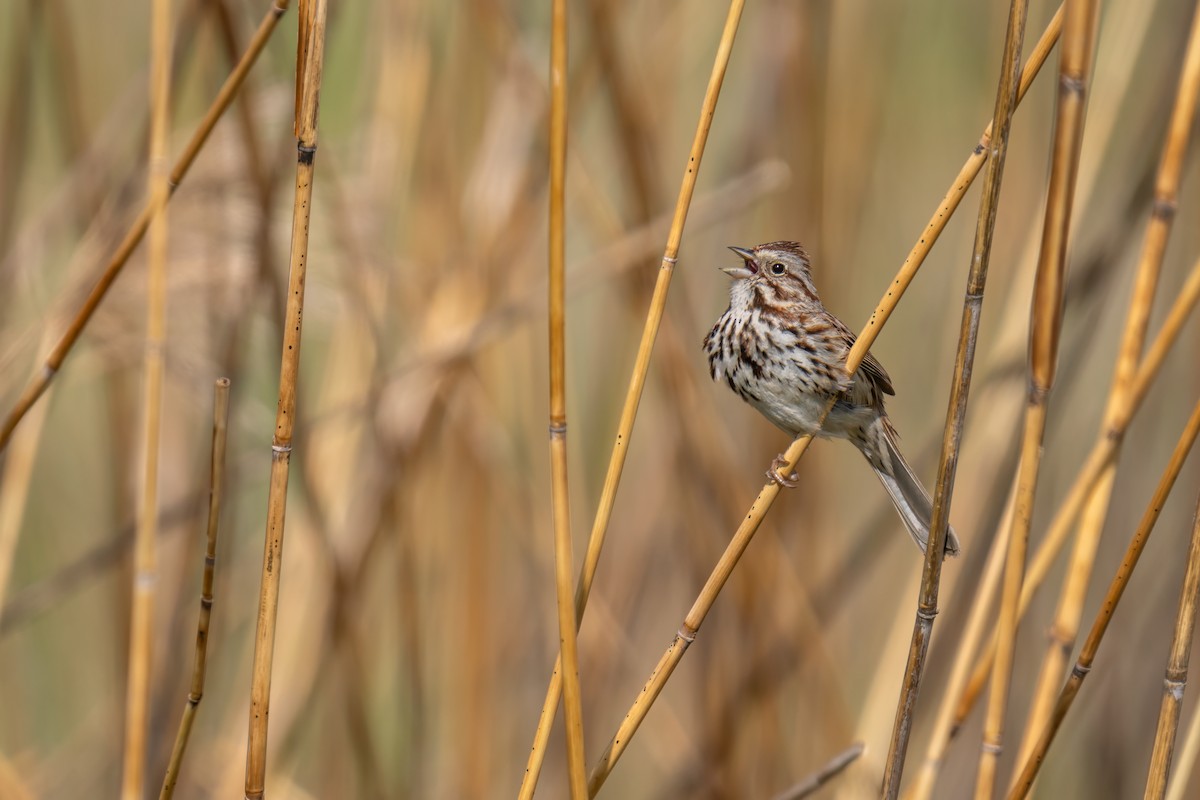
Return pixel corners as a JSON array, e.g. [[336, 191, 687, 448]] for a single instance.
[[244, 3, 328, 797], [881, 1, 1028, 794], [160, 379, 231, 800]]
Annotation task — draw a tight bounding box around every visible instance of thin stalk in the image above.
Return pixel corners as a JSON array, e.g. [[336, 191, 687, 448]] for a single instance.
[[1144, 491, 1200, 800], [243, 3, 328, 798], [1008, 396, 1200, 799], [976, 1, 1098, 795], [950, 250, 1200, 735], [583, 8, 1068, 793], [905, 478, 1019, 800], [160, 379, 231, 800], [0, 0, 291, 456], [517, 2, 746, 796], [881, 2, 1028, 795], [1017, 3, 1200, 769], [1165, 700, 1200, 800], [120, 0, 172, 795], [547, 0, 587, 795]]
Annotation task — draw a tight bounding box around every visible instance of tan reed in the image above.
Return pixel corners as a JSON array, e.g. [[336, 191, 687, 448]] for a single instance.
[[905, 476, 1019, 800], [880, 2, 1028, 795], [976, 1, 1099, 795], [1165, 699, 1200, 800], [1144, 491, 1200, 799], [949, 250, 1200, 736], [517, 2, 747, 795], [546, 0, 587, 794], [160, 378, 231, 800], [120, 0, 171, 795], [1007, 395, 1200, 798], [0, 0, 291, 456], [244, 2, 329, 797], [1016, 5, 1200, 772], [583, 6, 1070, 792]]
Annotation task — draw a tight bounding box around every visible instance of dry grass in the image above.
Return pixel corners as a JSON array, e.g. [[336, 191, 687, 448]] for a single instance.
[[2, 1, 1200, 799]]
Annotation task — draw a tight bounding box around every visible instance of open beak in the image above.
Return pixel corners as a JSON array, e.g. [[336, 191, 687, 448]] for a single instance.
[[721, 245, 757, 279]]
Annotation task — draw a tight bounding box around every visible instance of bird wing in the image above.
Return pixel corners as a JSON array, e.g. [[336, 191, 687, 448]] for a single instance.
[[859, 350, 895, 396], [837, 322, 895, 397]]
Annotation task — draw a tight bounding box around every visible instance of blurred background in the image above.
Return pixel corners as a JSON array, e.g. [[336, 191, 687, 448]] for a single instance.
[[1, 0, 1200, 798]]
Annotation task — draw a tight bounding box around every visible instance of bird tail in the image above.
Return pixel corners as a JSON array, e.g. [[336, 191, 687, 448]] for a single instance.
[[861, 420, 961, 557]]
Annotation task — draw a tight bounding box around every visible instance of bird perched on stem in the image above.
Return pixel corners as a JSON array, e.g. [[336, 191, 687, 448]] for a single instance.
[[703, 241, 959, 557]]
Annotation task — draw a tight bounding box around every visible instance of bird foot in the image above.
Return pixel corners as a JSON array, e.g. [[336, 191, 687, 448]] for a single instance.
[[767, 454, 799, 488]]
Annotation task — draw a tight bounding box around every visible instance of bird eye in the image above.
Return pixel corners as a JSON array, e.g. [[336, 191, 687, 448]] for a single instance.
[[771, 263, 786, 275]]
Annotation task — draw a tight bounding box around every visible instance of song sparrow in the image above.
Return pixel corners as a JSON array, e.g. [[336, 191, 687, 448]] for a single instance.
[[703, 241, 960, 556]]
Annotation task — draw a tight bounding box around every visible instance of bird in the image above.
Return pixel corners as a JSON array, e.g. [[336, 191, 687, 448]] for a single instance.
[[702, 240, 959, 557]]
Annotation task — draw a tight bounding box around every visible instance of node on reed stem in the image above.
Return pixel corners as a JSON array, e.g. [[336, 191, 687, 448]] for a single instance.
[[1008, 396, 1200, 798], [1143, 491, 1200, 799], [244, 2, 328, 797], [881, 1, 1029, 794], [160, 378, 231, 800], [517, 1, 747, 795], [1017, 3, 1200, 768]]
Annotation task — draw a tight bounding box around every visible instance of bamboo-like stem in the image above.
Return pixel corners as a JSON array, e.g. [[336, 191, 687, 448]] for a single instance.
[[0, 0, 290, 456], [160, 379, 231, 800], [1165, 699, 1200, 800], [1007, 396, 1200, 799], [905, 478, 1019, 800], [1018, 6, 1200, 771], [546, 0, 587, 795], [976, 1, 1097, 795], [120, 0, 172, 795], [1144, 492, 1200, 800], [517, 2, 746, 796], [244, 3, 328, 797], [881, 3, 1028, 796], [950, 250, 1200, 735], [582, 9, 1068, 794], [849, 5, 1063, 353]]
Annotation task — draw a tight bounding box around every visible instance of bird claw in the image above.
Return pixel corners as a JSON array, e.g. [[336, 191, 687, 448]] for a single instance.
[[767, 455, 799, 488]]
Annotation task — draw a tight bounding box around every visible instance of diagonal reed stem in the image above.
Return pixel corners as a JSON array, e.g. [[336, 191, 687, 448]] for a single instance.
[[1016, 2, 1200, 772], [517, 2, 746, 796], [0, 0, 290, 457], [585, 10, 1069, 793], [905, 477, 1019, 800], [1144, 490, 1200, 800], [244, 2, 328, 797], [121, 0, 172, 795], [160, 378, 231, 800], [976, 1, 1098, 795], [948, 249, 1200, 742], [880, 2, 1028, 795], [546, 0, 587, 795], [1007, 395, 1200, 799]]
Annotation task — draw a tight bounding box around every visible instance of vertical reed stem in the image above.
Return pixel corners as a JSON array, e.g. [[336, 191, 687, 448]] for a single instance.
[[546, 0, 587, 795], [1008, 396, 1200, 798], [0, 0, 290, 456], [976, 1, 1098, 795], [881, 2, 1028, 794], [518, 3, 746, 795], [1144, 491, 1200, 800], [244, 3, 328, 797], [121, 1, 171, 796], [160, 378, 231, 800], [1017, 4, 1200, 771]]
